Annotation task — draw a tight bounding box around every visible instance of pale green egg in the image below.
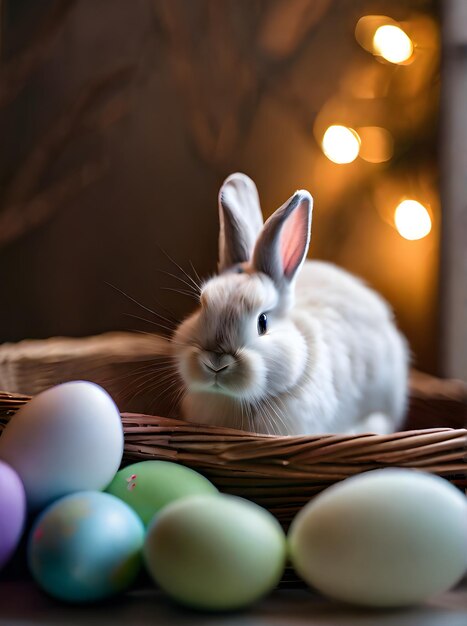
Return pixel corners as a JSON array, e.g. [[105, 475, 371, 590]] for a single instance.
[[144, 494, 287, 611], [289, 468, 467, 607], [106, 460, 218, 525]]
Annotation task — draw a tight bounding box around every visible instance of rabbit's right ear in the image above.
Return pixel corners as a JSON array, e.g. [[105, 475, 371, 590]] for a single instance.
[[218, 173, 264, 272], [252, 189, 312, 289]]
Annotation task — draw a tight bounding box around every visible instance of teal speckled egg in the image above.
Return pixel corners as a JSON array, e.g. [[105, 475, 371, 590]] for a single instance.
[[28, 491, 144, 602], [144, 494, 287, 611], [106, 460, 218, 525]]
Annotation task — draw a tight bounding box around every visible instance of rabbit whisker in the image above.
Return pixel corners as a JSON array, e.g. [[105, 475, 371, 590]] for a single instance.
[[125, 313, 176, 336], [105, 282, 179, 326], [128, 328, 187, 350], [148, 378, 183, 411], [167, 384, 186, 417], [188, 260, 203, 286], [156, 269, 201, 296], [161, 286, 200, 301], [264, 397, 287, 435], [252, 397, 271, 435], [158, 247, 202, 293]]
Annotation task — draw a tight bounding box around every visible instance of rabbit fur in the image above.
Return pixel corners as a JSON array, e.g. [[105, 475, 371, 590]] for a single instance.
[[173, 173, 409, 435]]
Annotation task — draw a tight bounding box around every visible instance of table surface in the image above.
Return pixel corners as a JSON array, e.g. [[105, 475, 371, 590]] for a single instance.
[[0, 580, 466, 626]]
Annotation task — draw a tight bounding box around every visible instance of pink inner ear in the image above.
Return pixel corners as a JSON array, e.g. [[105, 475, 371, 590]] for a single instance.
[[280, 202, 309, 278]]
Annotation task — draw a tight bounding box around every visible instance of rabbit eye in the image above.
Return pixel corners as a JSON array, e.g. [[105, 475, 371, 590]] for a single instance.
[[257, 313, 268, 336]]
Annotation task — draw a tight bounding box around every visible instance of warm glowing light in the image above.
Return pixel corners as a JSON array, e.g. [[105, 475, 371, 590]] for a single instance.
[[358, 127, 394, 163], [322, 125, 360, 164], [373, 25, 413, 63], [394, 200, 432, 240]]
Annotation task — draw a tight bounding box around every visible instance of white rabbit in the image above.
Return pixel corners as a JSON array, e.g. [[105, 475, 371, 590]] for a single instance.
[[173, 173, 409, 435]]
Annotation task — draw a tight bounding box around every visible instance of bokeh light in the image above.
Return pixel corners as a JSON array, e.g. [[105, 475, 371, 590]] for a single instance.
[[373, 25, 413, 64], [394, 200, 432, 240], [322, 125, 361, 164], [358, 127, 394, 163]]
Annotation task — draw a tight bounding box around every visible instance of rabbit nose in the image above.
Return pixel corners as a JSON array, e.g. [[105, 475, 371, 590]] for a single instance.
[[203, 351, 234, 373]]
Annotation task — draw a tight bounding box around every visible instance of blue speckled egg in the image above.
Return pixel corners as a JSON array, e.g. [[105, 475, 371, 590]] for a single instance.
[[28, 491, 144, 602]]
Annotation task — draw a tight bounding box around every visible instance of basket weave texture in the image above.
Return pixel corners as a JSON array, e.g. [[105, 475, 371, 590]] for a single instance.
[[0, 332, 465, 521], [1, 393, 465, 525], [1, 332, 466, 429], [0, 332, 466, 587]]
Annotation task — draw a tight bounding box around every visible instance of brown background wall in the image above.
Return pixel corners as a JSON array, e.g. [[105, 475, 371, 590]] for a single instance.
[[0, 0, 440, 373]]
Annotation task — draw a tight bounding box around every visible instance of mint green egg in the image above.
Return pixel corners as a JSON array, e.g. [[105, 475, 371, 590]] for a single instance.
[[106, 461, 218, 525], [144, 494, 287, 611]]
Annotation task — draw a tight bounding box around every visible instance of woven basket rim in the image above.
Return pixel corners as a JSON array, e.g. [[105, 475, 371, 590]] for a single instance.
[[0, 332, 169, 364], [1, 391, 465, 478], [1, 388, 465, 438]]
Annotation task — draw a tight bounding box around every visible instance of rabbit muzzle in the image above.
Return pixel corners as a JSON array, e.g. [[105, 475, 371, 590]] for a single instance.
[[200, 351, 235, 374]]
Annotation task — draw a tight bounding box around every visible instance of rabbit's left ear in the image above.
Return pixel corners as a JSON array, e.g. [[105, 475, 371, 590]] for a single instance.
[[218, 173, 264, 272], [252, 190, 313, 287]]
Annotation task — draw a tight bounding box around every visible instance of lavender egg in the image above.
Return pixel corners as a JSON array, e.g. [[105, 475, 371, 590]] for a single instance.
[[0, 460, 26, 570]]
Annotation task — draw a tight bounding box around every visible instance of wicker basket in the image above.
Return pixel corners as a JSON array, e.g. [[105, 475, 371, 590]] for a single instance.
[[0, 333, 466, 585]]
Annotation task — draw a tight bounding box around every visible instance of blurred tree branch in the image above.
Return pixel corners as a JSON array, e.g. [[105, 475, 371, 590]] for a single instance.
[[257, 0, 332, 60], [0, 63, 134, 249], [0, 0, 139, 249], [0, 159, 105, 247], [152, 0, 332, 173], [0, 0, 439, 258], [153, 0, 257, 171], [0, 0, 76, 108], [3, 65, 133, 208]]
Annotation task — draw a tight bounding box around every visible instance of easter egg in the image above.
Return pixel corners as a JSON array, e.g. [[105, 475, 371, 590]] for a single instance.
[[28, 491, 144, 602], [106, 460, 218, 525], [0, 382, 124, 511], [289, 469, 467, 607], [144, 494, 287, 610], [0, 461, 26, 570]]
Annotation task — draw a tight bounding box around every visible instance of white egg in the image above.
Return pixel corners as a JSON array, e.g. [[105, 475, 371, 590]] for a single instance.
[[289, 469, 467, 607], [0, 381, 123, 511]]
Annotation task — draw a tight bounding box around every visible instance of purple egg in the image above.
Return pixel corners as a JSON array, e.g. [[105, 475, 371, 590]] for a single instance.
[[0, 460, 26, 570]]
